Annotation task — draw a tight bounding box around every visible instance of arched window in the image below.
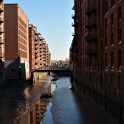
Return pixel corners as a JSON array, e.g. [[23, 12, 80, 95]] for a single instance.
[[111, 52, 114, 67], [118, 50, 122, 67]]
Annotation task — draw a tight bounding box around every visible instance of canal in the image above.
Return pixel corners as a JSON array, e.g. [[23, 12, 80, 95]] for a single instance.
[[43, 76, 118, 124], [0, 74, 119, 124]]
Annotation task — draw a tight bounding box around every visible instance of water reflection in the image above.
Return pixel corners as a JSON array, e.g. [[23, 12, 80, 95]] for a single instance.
[[0, 73, 53, 124]]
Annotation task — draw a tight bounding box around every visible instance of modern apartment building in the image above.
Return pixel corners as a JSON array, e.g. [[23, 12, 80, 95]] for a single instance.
[[38, 39, 51, 68], [4, 4, 30, 81], [70, 0, 124, 122], [29, 24, 51, 70], [0, 0, 4, 84]]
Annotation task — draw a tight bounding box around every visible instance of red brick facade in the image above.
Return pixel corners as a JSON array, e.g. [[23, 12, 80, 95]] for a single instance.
[[70, 0, 124, 122], [29, 24, 51, 70], [4, 4, 30, 80]]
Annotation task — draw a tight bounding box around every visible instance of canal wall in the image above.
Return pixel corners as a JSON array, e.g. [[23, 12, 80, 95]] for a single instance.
[[3, 72, 48, 88], [73, 80, 124, 123]]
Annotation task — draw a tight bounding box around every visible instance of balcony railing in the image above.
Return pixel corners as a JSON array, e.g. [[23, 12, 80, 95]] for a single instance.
[[72, 32, 78, 37], [72, 22, 78, 27], [86, 35, 97, 42], [0, 53, 4, 58], [72, 14, 77, 19], [72, 6, 75, 10], [85, 6, 96, 15], [0, 38, 3, 44], [0, 7, 3, 12], [35, 47, 38, 50], [0, 28, 3, 33], [0, 18, 3, 23]]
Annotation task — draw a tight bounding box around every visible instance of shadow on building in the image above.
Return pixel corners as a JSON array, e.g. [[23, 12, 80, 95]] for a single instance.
[[4, 57, 29, 88]]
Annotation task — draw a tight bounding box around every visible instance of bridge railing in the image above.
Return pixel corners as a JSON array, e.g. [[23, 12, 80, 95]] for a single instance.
[[31, 66, 71, 71]]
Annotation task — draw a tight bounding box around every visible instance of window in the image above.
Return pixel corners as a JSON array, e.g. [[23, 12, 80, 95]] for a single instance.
[[118, 29, 121, 42], [111, 52, 114, 67], [111, 75, 113, 85], [105, 37, 107, 47], [111, 33, 114, 45], [111, 13, 114, 26], [111, 0, 115, 8], [118, 76, 121, 88], [105, 2, 108, 13], [105, 19, 107, 29], [105, 53, 107, 66], [118, 50, 122, 67], [118, 6, 121, 20]]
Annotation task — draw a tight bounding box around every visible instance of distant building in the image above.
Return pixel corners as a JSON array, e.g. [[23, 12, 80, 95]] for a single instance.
[[4, 4, 30, 82], [29, 24, 51, 70], [0, 0, 4, 85]]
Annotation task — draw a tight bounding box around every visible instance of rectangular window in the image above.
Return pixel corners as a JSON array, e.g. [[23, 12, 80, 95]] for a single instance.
[[105, 37, 107, 47], [111, 0, 115, 8], [118, 29, 121, 42], [111, 13, 114, 26], [111, 75, 113, 85], [118, 6, 121, 20], [111, 33, 114, 45]]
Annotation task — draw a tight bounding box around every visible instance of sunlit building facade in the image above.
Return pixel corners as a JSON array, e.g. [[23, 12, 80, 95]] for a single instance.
[[29, 24, 51, 70], [70, 0, 124, 122], [4, 4, 30, 82], [0, 0, 4, 84]]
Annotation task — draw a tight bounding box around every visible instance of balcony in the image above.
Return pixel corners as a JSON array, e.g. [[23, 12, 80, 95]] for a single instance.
[[87, 49, 98, 56], [72, 6, 75, 10], [0, 18, 3, 23], [0, 38, 3, 44], [0, 28, 3, 33], [85, 6, 96, 15], [35, 31, 38, 35], [86, 35, 97, 42], [72, 32, 78, 37], [35, 47, 38, 51], [72, 19, 78, 27], [35, 43, 38, 46], [0, 7, 3, 13], [86, 21, 97, 29], [35, 37, 38, 41], [72, 14, 77, 19], [0, 53, 4, 58]]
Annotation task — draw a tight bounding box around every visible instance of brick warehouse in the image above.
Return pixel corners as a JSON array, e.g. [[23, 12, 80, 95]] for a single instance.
[[4, 4, 30, 81], [70, 0, 124, 122]]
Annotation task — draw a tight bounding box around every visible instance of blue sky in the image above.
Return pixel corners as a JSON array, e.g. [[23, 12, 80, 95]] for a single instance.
[[4, 0, 74, 60]]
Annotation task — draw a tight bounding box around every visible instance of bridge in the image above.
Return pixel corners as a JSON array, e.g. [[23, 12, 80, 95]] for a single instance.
[[29, 67, 72, 86], [32, 67, 72, 74]]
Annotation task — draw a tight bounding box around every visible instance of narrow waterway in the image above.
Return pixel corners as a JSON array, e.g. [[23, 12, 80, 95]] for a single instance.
[[0, 74, 119, 124], [0, 73, 53, 124], [43, 77, 85, 124], [43, 77, 118, 124]]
